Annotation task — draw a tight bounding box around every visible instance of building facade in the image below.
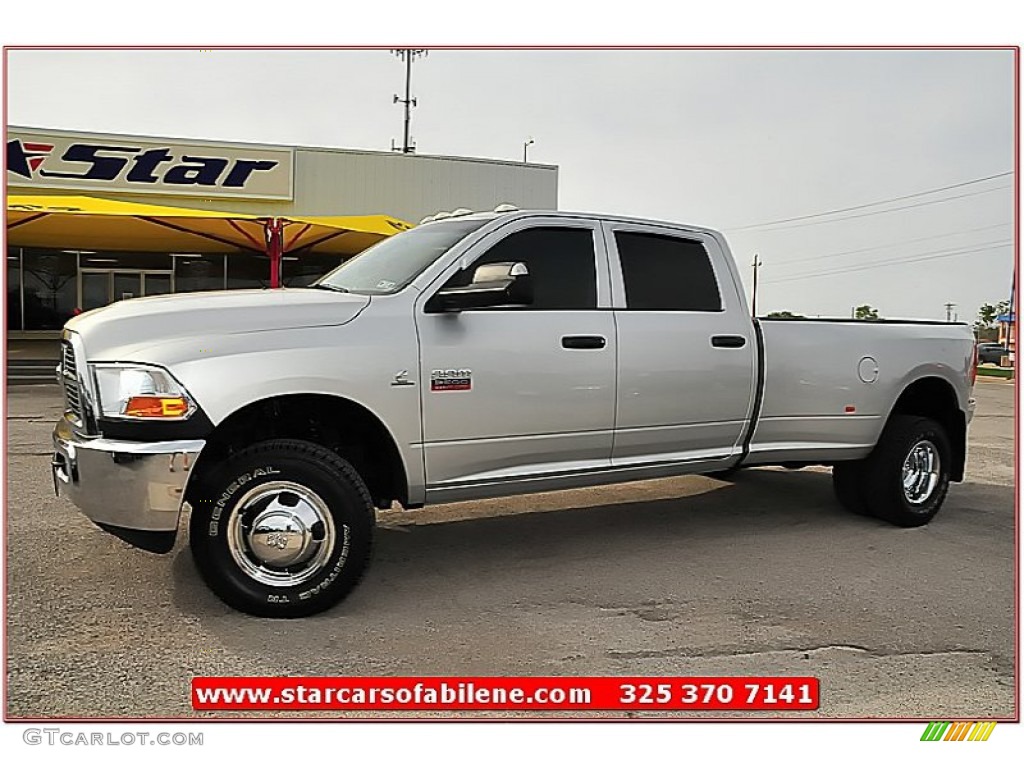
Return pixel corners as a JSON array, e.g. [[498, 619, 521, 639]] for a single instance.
[[6, 126, 558, 336]]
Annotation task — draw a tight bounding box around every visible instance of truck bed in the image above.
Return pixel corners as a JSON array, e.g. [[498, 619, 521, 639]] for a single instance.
[[745, 318, 975, 465]]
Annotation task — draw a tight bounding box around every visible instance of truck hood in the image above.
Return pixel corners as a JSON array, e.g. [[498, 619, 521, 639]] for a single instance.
[[66, 288, 370, 361]]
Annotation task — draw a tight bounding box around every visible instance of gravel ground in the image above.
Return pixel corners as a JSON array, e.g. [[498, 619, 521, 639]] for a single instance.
[[4, 380, 1016, 719]]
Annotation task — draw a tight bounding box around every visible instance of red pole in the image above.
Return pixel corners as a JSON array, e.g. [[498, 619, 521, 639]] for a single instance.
[[265, 218, 284, 288]]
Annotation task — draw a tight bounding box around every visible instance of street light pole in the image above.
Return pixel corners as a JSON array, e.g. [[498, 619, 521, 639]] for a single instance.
[[523, 137, 534, 163]]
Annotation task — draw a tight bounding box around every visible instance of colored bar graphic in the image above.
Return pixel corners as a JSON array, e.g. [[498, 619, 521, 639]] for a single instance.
[[921, 721, 950, 741], [921, 721, 996, 741]]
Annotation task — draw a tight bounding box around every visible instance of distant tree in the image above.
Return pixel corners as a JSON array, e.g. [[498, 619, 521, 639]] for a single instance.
[[974, 300, 1010, 333], [765, 310, 805, 319], [854, 304, 880, 320]]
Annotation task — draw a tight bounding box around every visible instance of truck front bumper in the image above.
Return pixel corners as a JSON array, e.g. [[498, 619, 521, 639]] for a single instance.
[[52, 415, 205, 553]]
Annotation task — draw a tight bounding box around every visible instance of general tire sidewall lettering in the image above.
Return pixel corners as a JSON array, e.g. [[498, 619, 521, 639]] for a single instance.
[[207, 466, 279, 537], [189, 440, 375, 617]]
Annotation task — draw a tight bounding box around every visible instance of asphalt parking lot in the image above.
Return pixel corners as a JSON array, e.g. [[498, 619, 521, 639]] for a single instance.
[[4, 380, 1016, 719]]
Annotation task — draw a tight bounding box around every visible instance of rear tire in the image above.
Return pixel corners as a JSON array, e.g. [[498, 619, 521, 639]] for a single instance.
[[861, 415, 951, 527], [832, 461, 869, 516], [189, 439, 375, 617]]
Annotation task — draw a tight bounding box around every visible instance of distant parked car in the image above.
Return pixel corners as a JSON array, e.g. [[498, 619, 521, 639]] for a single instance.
[[977, 342, 1009, 365]]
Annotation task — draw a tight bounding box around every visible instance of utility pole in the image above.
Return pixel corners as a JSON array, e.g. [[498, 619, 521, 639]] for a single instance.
[[523, 137, 534, 163], [391, 49, 427, 154], [944, 302, 956, 323], [751, 254, 762, 318]]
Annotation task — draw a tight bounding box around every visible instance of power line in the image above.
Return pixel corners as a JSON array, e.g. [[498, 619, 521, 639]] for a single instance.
[[727, 170, 1013, 231], [763, 240, 1013, 285], [770, 221, 1012, 267], [732, 183, 1012, 232], [767, 238, 1012, 282], [765, 241, 1012, 284]]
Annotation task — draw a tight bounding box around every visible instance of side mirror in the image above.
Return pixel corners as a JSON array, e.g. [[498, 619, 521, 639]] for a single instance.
[[426, 261, 533, 312]]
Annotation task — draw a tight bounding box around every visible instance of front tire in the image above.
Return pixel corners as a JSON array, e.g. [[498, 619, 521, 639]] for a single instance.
[[189, 439, 375, 617], [861, 415, 951, 527]]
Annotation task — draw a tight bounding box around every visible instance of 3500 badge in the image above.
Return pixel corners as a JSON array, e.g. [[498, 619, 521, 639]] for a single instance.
[[431, 369, 472, 392]]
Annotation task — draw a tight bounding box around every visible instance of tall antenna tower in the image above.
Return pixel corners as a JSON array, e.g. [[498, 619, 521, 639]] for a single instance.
[[390, 49, 428, 154]]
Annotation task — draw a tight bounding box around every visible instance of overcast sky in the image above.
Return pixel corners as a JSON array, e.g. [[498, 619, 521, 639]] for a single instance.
[[7, 48, 1016, 321]]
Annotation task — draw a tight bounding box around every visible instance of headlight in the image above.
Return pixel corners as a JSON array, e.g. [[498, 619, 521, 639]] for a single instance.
[[91, 363, 196, 420]]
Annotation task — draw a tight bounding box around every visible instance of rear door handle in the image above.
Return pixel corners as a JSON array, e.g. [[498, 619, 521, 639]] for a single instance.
[[711, 335, 747, 348], [562, 335, 607, 350]]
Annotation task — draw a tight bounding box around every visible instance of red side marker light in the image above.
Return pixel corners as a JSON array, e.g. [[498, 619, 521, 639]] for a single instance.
[[844, 405, 856, 413]]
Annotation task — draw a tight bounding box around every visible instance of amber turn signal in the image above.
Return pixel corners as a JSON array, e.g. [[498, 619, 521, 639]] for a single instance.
[[123, 396, 191, 418]]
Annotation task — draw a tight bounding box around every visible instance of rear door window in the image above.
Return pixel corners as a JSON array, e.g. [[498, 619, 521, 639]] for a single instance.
[[615, 231, 721, 311]]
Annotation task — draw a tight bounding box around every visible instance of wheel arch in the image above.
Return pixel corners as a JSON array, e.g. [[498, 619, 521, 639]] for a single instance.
[[187, 392, 410, 508], [884, 376, 967, 482]]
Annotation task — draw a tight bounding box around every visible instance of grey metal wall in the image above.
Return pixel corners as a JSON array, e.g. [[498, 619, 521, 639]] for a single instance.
[[293, 147, 558, 222]]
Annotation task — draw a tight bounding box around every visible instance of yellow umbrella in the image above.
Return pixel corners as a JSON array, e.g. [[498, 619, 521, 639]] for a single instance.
[[7, 195, 413, 286], [285, 214, 413, 255]]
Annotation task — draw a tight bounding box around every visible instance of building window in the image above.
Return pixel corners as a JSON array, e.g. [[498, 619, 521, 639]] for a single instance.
[[22, 248, 78, 330], [77, 251, 176, 310], [81, 271, 110, 312], [174, 254, 226, 293], [7, 247, 22, 331], [227, 253, 272, 290]]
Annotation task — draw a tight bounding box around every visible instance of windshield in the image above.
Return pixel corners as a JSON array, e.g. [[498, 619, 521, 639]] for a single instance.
[[315, 218, 489, 295]]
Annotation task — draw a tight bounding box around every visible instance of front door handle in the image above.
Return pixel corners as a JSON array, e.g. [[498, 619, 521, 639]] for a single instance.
[[711, 335, 747, 349], [562, 335, 607, 350]]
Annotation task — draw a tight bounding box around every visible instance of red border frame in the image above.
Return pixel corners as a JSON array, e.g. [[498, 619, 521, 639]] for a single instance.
[[1, 44, 1019, 725]]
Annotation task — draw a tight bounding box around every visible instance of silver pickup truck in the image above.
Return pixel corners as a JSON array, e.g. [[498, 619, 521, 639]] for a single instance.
[[52, 209, 977, 617]]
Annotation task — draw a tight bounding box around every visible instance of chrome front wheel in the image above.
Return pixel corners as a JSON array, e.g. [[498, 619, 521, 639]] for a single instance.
[[226, 481, 337, 588]]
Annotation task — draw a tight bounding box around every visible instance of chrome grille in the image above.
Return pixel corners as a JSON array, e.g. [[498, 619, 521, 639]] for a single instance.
[[61, 341, 83, 421]]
